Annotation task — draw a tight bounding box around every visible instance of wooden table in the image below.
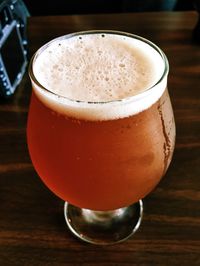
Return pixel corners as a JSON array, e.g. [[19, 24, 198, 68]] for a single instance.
[[0, 11, 200, 266]]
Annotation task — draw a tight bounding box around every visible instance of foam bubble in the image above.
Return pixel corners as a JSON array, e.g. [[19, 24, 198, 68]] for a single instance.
[[31, 32, 167, 121]]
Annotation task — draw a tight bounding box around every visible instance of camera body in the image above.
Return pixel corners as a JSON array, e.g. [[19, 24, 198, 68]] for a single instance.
[[0, 0, 29, 98]]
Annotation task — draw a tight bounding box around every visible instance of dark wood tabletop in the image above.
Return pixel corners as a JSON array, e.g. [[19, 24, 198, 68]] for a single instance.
[[0, 11, 200, 266]]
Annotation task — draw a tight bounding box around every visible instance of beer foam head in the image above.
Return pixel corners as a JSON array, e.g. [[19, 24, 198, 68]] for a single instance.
[[31, 31, 168, 120]]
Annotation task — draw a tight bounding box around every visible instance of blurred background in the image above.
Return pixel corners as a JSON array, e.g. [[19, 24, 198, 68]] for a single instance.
[[23, 0, 194, 16]]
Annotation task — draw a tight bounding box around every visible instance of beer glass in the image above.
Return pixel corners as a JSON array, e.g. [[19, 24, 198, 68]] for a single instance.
[[27, 31, 175, 245]]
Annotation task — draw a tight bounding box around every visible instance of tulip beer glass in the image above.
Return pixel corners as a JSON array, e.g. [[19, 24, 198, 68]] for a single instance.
[[27, 31, 175, 245]]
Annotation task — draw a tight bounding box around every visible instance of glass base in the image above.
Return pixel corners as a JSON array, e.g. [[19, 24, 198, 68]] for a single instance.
[[64, 200, 143, 245]]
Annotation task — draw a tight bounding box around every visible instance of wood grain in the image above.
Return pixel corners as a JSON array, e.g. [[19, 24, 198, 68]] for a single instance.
[[0, 11, 200, 266]]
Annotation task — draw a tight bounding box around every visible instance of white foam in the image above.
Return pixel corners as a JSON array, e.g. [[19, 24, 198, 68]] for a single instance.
[[31, 32, 167, 121]]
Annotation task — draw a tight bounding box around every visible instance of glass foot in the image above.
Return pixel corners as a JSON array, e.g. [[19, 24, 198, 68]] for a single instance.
[[64, 200, 143, 245]]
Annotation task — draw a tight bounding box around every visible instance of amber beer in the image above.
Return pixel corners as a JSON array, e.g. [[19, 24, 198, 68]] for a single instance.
[[27, 32, 175, 211]]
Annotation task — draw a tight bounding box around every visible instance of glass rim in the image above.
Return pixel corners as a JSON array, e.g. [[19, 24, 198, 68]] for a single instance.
[[29, 30, 169, 106]]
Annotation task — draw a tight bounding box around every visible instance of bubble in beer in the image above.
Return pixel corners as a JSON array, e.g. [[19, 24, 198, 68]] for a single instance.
[[33, 32, 166, 120]]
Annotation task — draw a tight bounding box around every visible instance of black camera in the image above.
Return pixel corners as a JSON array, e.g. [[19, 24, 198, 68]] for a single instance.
[[0, 0, 29, 98]]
